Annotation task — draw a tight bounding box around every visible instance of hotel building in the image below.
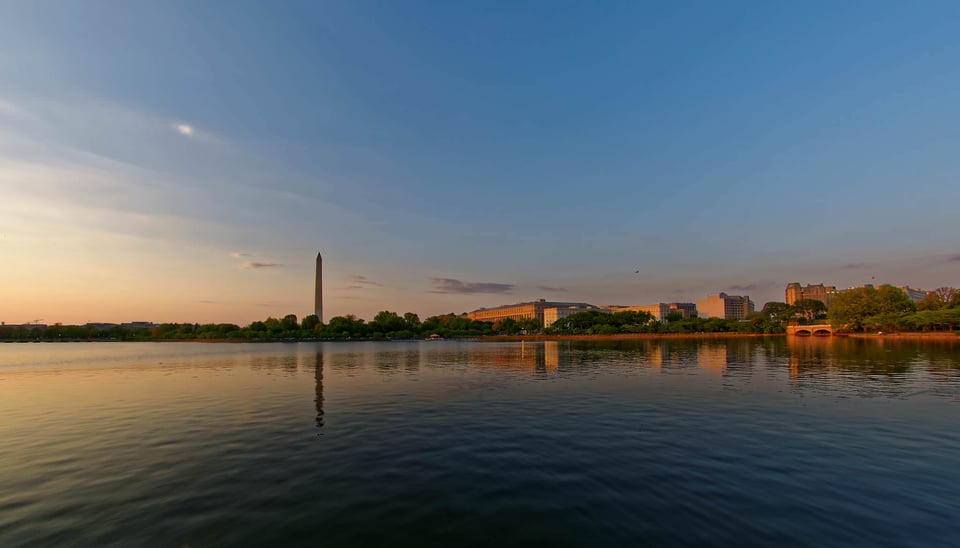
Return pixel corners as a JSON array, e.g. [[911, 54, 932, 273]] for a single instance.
[[697, 293, 755, 320], [785, 283, 839, 307]]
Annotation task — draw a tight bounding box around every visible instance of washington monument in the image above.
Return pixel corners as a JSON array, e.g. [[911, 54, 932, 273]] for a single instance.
[[315, 252, 323, 323]]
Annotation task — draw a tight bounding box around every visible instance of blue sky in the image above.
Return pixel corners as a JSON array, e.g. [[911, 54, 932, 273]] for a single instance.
[[1, 1, 959, 324]]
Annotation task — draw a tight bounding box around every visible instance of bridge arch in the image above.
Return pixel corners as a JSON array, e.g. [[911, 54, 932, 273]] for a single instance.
[[788, 324, 834, 336]]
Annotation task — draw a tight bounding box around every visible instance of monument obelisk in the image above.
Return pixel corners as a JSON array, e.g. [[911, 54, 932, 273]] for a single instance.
[[315, 252, 323, 323]]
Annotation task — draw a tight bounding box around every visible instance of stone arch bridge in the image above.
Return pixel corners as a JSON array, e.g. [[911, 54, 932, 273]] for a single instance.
[[787, 324, 834, 336]]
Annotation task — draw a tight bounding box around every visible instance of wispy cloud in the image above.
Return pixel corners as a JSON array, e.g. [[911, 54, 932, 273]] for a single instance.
[[349, 274, 382, 287], [175, 123, 195, 137], [255, 300, 295, 307], [241, 261, 283, 269], [429, 278, 514, 294], [537, 285, 568, 292], [948, 254, 960, 263], [726, 281, 775, 292], [843, 262, 869, 269], [197, 300, 216, 304], [232, 251, 282, 270]]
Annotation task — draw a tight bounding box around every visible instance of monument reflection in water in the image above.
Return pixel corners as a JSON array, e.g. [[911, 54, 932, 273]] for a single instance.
[[315, 351, 324, 429], [0, 338, 957, 547]]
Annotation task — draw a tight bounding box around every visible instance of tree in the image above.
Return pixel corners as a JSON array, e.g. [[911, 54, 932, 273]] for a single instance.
[[281, 314, 299, 331], [918, 287, 958, 311], [909, 308, 960, 331], [791, 299, 827, 322], [325, 315, 366, 338], [493, 318, 520, 335], [263, 317, 283, 333], [829, 287, 875, 332], [518, 317, 543, 334], [403, 312, 421, 330], [829, 285, 916, 332], [371, 311, 405, 334], [301, 314, 321, 331], [760, 302, 792, 322], [876, 285, 916, 315]]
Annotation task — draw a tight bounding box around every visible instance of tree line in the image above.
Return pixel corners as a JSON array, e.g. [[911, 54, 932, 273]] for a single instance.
[[827, 285, 960, 333], [540, 286, 960, 335], [3, 285, 957, 341], [0, 311, 497, 341], [545, 310, 785, 335]]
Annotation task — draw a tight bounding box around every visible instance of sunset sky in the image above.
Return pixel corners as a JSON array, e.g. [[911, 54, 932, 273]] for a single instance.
[[2, 1, 959, 325]]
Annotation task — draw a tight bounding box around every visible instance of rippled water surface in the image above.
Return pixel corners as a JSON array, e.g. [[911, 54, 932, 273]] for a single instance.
[[2, 338, 959, 547]]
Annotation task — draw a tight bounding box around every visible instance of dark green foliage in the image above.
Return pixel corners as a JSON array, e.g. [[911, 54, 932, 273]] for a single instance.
[[824, 284, 960, 332], [545, 310, 783, 335], [829, 285, 917, 332], [0, 311, 495, 341], [917, 287, 960, 311]]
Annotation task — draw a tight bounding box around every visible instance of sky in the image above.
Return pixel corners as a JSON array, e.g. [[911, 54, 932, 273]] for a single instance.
[[2, 0, 959, 325]]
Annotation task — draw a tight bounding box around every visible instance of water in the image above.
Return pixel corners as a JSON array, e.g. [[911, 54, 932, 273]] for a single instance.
[[1, 338, 958, 547]]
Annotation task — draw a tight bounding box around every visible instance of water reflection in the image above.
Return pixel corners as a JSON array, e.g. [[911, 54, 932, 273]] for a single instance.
[[403, 350, 419, 374], [249, 354, 299, 375], [3, 340, 959, 547], [786, 337, 960, 378], [333, 338, 960, 399], [315, 351, 324, 429]]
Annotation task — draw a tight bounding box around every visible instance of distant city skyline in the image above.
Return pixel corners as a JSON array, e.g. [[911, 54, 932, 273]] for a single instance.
[[2, 2, 959, 325]]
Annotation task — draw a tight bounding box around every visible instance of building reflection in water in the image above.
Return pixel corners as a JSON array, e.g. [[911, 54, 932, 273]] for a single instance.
[[322, 338, 958, 398], [315, 351, 324, 429], [544, 341, 559, 373], [466, 340, 555, 375], [787, 336, 833, 380], [692, 340, 754, 378]]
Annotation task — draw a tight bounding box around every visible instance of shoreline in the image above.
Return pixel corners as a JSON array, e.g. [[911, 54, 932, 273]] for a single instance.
[[5, 332, 957, 343], [840, 332, 958, 340], [487, 333, 782, 342]]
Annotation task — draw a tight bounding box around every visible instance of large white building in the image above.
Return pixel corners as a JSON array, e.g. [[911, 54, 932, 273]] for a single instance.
[[603, 303, 698, 323], [468, 299, 596, 325], [543, 305, 607, 328]]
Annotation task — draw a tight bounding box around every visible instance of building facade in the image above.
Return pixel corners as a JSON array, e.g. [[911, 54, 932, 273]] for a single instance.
[[602, 302, 699, 323], [697, 293, 755, 320], [897, 286, 929, 303], [785, 283, 839, 307], [467, 299, 596, 325], [543, 305, 608, 328], [667, 302, 698, 318], [606, 304, 671, 322]]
